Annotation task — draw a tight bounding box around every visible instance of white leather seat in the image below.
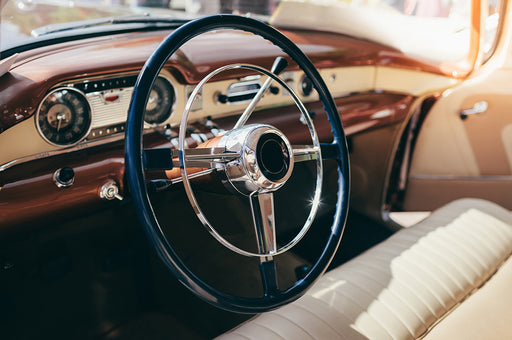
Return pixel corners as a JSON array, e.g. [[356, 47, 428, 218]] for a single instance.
[[217, 199, 512, 339]]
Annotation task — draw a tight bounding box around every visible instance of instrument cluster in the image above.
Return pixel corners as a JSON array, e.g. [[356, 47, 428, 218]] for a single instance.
[[35, 74, 176, 146]]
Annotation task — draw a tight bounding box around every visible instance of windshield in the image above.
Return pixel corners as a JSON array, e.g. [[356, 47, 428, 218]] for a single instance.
[[0, 0, 497, 64], [1, 0, 194, 50]]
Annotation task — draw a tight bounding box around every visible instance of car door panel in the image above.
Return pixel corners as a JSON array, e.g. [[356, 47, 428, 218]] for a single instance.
[[404, 66, 512, 211]]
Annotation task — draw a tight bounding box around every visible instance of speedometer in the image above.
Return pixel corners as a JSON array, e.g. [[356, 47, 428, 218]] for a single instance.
[[36, 87, 92, 146]]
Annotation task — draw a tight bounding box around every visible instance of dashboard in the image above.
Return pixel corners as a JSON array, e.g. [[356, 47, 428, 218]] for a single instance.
[[0, 26, 442, 231]]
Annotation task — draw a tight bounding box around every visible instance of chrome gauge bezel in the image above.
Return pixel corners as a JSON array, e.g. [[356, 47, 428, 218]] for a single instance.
[[143, 75, 177, 126], [35, 87, 93, 147]]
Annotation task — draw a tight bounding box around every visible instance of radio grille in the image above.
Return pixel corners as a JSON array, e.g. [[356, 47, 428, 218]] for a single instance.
[[87, 88, 134, 128]]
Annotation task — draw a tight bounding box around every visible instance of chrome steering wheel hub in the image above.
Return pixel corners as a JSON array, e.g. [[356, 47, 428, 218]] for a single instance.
[[221, 125, 294, 196], [178, 63, 324, 259]]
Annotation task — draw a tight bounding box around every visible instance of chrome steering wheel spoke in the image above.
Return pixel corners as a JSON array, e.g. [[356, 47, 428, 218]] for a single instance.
[[250, 191, 280, 296], [292, 143, 342, 163], [181, 147, 240, 169], [292, 145, 320, 163], [250, 192, 277, 256]]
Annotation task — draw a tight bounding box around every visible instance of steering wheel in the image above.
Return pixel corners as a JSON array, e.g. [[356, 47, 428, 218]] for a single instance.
[[125, 14, 350, 314]]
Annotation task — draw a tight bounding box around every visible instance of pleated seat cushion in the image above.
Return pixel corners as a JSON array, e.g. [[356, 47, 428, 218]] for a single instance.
[[217, 199, 512, 339]]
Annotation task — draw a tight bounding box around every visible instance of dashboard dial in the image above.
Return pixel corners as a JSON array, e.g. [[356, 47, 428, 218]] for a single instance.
[[300, 75, 314, 97], [36, 87, 92, 146], [144, 76, 175, 125]]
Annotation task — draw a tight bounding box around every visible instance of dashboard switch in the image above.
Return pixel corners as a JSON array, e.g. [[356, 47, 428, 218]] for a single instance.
[[100, 181, 123, 201], [53, 167, 75, 188]]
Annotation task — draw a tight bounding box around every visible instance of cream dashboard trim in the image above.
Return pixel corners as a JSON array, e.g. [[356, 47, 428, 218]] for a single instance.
[[180, 66, 377, 123], [0, 118, 61, 168], [375, 67, 459, 96], [0, 65, 458, 170]]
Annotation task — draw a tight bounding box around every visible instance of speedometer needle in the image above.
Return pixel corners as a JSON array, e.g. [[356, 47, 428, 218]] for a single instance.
[[56, 113, 65, 132]]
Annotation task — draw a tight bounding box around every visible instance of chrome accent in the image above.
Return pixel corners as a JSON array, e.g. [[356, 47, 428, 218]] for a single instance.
[[143, 76, 177, 126], [460, 101, 488, 119], [170, 168, 216, 184], [293, 145, 320, 162], [35, 87, 93, 147], [234, 57, 288, 129], [99, 181, 123, 201], [185, 85, 203, 111], [281, 71, 295, 97], [250, 192, 277, 255], [35, 74, 175, 146], [300, 74, 314, 97], [223, 78, 262, 104], [53, 167, 75, 188], [220, 125, 294, 195], [182, 148, 239, 168], [190, 133, 204, 145], [87, 88, 132, 128], [3, 73, 177, 170], [210, 128, 224, 136], [179, 63, 323, 258], [86, 75, 176, 128]]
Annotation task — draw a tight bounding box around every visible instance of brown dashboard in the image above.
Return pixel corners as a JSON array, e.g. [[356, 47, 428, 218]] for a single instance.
[[0, 26, 443, 232]]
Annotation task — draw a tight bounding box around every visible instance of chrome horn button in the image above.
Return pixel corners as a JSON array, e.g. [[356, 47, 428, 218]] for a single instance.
[[220, 124, 294, 195]]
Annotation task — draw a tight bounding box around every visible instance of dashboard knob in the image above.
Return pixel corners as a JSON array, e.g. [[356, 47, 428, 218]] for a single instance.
[[100, 181, 123, 201], [300, 75, 313, 96], [53, 167, 75, 188]]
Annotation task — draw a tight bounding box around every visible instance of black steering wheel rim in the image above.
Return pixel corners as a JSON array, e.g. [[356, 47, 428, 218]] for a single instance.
[[125, 14, 350, 313]]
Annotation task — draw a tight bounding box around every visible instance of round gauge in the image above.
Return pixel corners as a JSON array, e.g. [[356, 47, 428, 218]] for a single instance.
[[36, 87, 92, 146], [300, 75, 314, 97], [144, 76, 175, 125]]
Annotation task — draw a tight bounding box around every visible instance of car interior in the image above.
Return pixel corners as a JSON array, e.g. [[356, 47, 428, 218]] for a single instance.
[[1, 0, 511, 339]]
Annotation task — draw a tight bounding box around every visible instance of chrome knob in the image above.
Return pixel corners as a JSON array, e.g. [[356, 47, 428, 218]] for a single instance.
[[100, 181, 123, 201], [53, 167, 75, 188]]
